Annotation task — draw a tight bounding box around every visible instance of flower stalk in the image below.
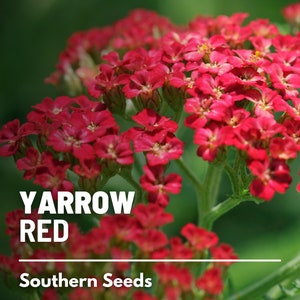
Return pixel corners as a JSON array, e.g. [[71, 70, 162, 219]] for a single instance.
[[227, 253, 300, 300]]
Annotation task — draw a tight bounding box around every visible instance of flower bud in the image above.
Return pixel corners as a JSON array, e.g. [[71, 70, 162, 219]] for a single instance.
[[103, 87, 126, 115], [162, 84, 185, 112], [135, 90, 162, 112]]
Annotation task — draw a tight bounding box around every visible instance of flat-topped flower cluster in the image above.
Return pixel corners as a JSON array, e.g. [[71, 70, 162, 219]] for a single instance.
[[1, 3, 300, 299], [2, 9, 300, 201]]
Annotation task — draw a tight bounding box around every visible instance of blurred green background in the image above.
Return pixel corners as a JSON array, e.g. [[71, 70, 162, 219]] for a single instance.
[[1, 0, 300, 299]]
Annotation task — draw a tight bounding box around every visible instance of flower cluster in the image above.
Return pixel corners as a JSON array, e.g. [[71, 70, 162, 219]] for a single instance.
[[0, 96, 183, 205], [1, 204, 236, 300], [1, 2, 300, 300], [283, 2, 300, 32], [42, 7, 300, 201]]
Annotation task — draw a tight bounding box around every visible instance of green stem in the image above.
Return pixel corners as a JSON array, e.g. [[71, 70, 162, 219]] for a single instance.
[[224, 164, 240, 196], [202, 197, 240, 230], [201, 195, 255, 230], [133, 152, 144, 178], [175, 158, 212, 227], [199, 162, 224, 227], [97, 175, 110, 190], [226, 253, 300, 300], [224, 149, 251, 197], [174, 107, 183, 123], [159, 98, 169, 116], [31, 292, 40, 300], [175, 158, 204, 193], [119, 170, 144, 203], [122, 113, 136, 125]]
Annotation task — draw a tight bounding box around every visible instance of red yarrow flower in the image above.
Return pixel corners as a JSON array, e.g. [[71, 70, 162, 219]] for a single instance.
[[0, 119, 36, 157], [16, 147, 45, 180], [184, 96, 214, 129], [0, 254, 26, 277], [210, 243, 238, 266], [31, 96, 71, 121], [183, 35, 226, 62], [5, 209, 39, 236], [267, 64, 300, 98], [181, 223, 219, 251], [131, 108, 178, 136], [140, 164, 182, 206], [248, 158, 292, 201], [154, 263, 193, 293], [68, 288, 94, 300], [170, 237, 193, 259], [133, 291, 157, 300], [83, 226, 111, 256], [100, 214, 139, 242], [95, 134, 134, 165], [132, 228, 168, 253], [110, 247, 132, 271], [73, 158, 102, 179], [71, 110, 119, 140], [95, 64, 125, 95], [194, 124, 227, 162], [27, 249, 65, 274], [41, 288, 60, 300], [282, 2, 300, 25], [33, 154, 73, 198], [132, 203, 174, 228], [196, 267, 224, 295], [191, 50, 233, 75], [122, 65, 166, 99], [134, 132, 183, 166], [47, 124, 95, 160]]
